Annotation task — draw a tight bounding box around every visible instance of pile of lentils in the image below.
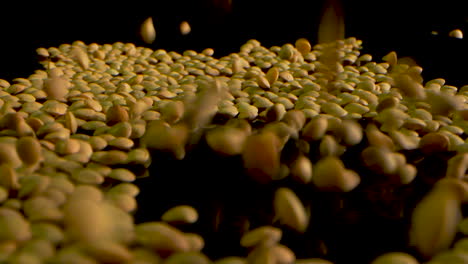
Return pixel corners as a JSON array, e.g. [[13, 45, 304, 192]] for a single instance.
[[0, 37, 468, 264]]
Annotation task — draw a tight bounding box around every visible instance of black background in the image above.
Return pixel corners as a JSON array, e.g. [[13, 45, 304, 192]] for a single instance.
[[0, 0, 467, 86]]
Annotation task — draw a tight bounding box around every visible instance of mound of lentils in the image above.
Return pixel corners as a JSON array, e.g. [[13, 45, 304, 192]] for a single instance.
[[0, 37, 468, 264]]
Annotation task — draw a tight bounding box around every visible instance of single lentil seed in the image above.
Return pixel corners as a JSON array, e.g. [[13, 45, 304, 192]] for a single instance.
[[273, 187, 309, 233]]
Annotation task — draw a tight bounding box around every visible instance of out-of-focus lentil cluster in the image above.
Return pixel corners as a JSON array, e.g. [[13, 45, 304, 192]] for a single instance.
[[0, 35, 467, 264]]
